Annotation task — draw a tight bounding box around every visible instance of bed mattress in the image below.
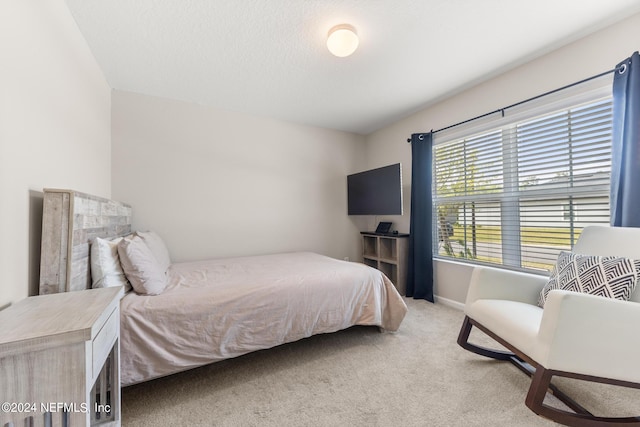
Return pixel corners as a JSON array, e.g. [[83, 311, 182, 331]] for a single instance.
[[119, 252, 407, 385]]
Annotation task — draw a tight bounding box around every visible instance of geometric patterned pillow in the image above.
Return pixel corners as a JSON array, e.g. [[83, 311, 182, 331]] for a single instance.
[[538, 251, 640, 307]]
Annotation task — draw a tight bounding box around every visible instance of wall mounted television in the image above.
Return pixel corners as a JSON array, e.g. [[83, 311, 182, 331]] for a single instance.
[[347, 163, 403, 215]]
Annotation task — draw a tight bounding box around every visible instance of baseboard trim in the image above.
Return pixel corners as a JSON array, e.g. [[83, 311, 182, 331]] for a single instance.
[[434, 295, 465, 311]]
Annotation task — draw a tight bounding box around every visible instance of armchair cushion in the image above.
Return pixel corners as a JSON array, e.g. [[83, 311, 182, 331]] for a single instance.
[[538, 251, 640, 307], [465, 299, 543, 359]]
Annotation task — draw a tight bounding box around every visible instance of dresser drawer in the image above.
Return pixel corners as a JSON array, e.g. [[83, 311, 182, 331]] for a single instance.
[[92, 306, 119, 380]]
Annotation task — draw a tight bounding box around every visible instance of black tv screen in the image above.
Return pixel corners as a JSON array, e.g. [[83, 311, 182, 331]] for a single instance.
[[347, 163, 403, 215]]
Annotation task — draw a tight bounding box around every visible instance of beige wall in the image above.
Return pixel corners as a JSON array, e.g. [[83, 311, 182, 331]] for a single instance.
[[111, 91, 366, 264], [364, 12, 640, 306], [0, 0, 111, 307]]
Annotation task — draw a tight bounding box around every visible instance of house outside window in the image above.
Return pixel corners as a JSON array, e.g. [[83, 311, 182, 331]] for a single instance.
[[432, 83, 612, 274]]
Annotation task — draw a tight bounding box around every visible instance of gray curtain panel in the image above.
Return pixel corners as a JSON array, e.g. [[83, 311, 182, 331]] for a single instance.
[[407, 132, 434, 302], [611, 51, 640, 227]]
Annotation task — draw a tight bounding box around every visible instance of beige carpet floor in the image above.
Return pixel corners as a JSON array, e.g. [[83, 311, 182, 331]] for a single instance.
[[121, 298, 639, 426]]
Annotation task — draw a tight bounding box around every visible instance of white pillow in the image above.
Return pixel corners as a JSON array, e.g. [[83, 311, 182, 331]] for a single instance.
[[90, 237, 131, 292], [117, 235, 168, 296], [136, 231, 171, 273]]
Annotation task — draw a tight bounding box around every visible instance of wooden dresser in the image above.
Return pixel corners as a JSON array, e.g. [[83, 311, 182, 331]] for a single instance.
[[0, 287, 123, 427]]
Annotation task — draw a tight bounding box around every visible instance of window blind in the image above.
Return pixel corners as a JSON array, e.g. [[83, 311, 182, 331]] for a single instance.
[[433, 97, 612, 273]]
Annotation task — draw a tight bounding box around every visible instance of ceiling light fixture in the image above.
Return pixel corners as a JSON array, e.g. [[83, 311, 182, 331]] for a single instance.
[[326, 24, 359, 57]]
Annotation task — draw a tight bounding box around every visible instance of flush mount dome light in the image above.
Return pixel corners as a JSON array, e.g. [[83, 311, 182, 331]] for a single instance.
[[326, 24, 359, 57]]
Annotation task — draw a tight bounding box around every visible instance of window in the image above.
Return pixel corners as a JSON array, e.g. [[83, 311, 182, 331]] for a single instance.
[[433, 96, 612, 273]]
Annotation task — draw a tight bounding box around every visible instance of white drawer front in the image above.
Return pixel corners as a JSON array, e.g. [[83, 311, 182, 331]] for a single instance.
[[92, 306, 118, 380]]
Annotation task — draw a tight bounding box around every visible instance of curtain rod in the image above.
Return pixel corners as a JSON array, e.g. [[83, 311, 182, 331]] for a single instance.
[[407, 66, 620, 143]]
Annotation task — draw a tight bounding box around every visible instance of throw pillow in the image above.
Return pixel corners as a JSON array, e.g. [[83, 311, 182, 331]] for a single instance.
[[90, 236, 132, 292], [117, 235, 168, 295], [538, 251, 640, 307], [136, 231, 171, 274]]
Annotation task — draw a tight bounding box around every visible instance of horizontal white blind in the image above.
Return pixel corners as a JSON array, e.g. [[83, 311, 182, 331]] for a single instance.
[[433, 98, 612, 273]]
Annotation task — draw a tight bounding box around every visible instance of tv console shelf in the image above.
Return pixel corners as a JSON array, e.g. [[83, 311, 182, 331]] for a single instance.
[[361, 232, 409, 295]]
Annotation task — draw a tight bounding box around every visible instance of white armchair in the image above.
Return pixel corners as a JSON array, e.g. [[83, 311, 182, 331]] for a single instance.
[[457, 226, 640, 426]]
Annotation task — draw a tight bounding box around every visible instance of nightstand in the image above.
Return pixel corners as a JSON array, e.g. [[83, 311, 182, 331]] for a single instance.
[[0, 286, 123, 427]]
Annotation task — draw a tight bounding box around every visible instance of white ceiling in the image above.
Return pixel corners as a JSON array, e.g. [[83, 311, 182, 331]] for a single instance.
[[64, 0, 640, 135]]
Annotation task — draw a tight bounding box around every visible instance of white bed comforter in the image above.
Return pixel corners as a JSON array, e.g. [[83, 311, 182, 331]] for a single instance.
[[119, 252, 407, 385]]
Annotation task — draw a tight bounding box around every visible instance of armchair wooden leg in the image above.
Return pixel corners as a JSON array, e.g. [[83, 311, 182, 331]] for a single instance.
[[525, 366, 640, 427], [457, 316, 514, 361]]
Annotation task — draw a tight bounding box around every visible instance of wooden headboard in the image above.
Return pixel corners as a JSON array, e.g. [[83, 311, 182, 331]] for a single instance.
[[39, 189, 132, 294]]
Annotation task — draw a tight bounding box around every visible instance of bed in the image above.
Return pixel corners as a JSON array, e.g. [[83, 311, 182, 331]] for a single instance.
[[39, 189, 408, 386]]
